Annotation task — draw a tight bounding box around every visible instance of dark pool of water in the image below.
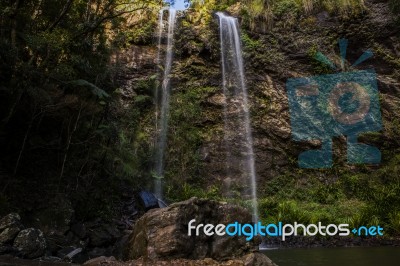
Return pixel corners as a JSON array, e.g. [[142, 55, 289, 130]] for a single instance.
[[262, 246, 400, 266]]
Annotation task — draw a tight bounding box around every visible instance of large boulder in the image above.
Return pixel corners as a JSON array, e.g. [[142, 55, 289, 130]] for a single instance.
[[125, 198, 275, 265], [13, 228, 47, 258], [0, 213, 23, 245]]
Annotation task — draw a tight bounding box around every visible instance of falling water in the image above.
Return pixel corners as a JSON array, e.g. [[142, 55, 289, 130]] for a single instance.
[[156, 9, 166, 65], [155, 8, 165, 133], [154, 9, 177, 199], [216, 12, 258, 222]]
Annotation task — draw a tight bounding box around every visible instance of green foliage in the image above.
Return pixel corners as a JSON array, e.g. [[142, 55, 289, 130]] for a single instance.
[[67, 79, 110, 99], [106, 77, 157, 187], [307, 44, 335, 75], [274, 201, 310, 224], [260, 152, 400, 237], [273, 0, 301, 17], [311, 183, 344, 204], [157, 84, 221, 202], [186, 0, 216, 25], [130, 22, 156, 44], [166, 183, 221, 202], [388, 211, 400, 235], [241, 0, 274, 31], [373, 42, 400, 71], [0, 0, 161, 219], [241, 32, 262, 50], [117, 6, 159, 46], [164, 86, 217, 184], [390, 0, 400, 13], [344, 210, 372, 229], [241, 0, 366, 30], [319, 0, 365, 15]]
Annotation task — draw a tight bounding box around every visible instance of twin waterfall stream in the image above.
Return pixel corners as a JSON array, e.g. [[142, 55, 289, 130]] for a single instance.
[[154, 9, 258, 221], [216, 12, 259, 222], [154, 8, 177, 200]]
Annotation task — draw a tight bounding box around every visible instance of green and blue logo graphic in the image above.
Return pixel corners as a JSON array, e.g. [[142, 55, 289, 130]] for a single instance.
[[286, 39, 382, 168]]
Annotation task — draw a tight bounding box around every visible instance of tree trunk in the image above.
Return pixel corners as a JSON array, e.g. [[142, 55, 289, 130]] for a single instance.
[[48, 0, 74, 32], [10, 0, 21, 48]]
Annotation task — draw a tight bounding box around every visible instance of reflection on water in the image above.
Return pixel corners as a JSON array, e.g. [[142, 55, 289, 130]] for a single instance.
[[263, 246, 400, 266]]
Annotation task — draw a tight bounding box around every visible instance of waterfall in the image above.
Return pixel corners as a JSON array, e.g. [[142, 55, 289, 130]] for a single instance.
[[155, 8, 165, 133], [154, 9, 177, 199], [216, 12, 258, 222]]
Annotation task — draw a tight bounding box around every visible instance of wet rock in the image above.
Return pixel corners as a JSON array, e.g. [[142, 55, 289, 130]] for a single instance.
[[0, 213, 21, 231], [13, 228, 47, 259], [0, 213, 24, 245], [242, 253, 276, 266], [87, 223, 121, 247], [88, 229, 111, 247], [226, 2, 242, 17], [66, 230, 81, 245], [56, 246, 83, 260], [45, 233, 71, 254], [83, 256, 117, 266], [207, 93, 226, 106], [0, 226, 22, 245], [65, 247, 83, 260], [112, 231, 131, 260], [40, 256, 63, 262], [0, 245, 18, 255], [71, 223, 87, 239], [88, 247, 108, 258]]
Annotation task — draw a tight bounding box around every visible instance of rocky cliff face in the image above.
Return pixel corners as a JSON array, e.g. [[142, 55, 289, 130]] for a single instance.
[[113, 0, 399, 205]]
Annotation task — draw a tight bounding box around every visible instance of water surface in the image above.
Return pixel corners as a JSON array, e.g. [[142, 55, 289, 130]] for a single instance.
[[263, 246, 400, 266]]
